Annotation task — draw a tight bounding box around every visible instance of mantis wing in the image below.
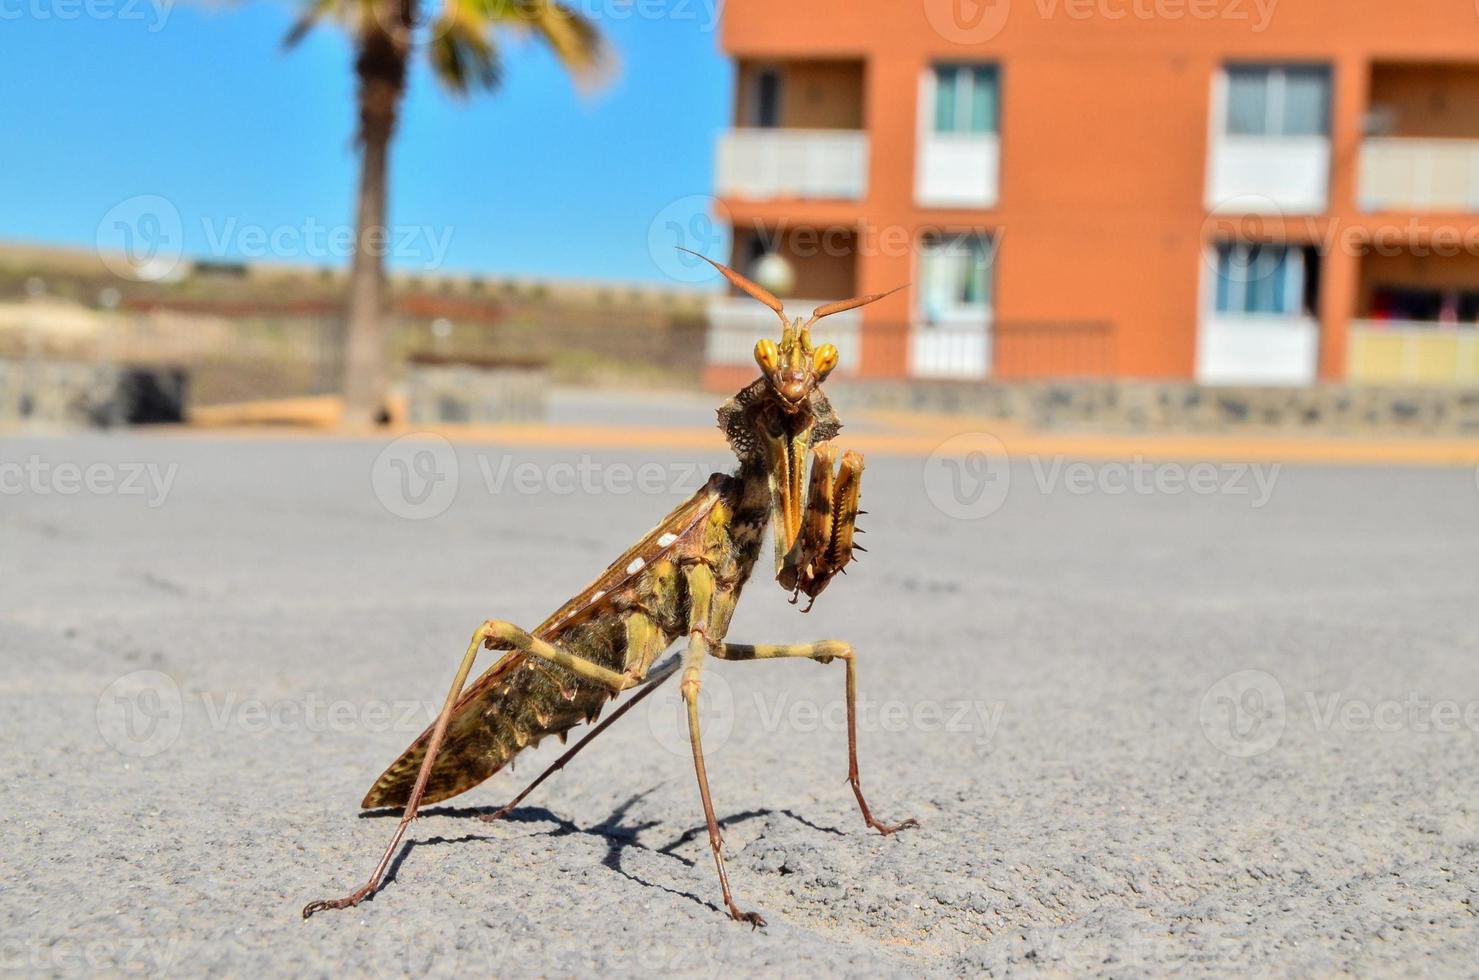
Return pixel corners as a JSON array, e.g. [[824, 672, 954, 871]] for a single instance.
[[362, 473, 732, 809]]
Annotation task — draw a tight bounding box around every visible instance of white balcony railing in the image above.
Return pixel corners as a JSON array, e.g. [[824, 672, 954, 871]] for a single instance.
[[1359, 139, 1479, 212], [714, 129, 869, 201], [1206, 135, 1331, 214], [1349, 320, 1479, 384], [1196, 314, 1320, 385], [916, 134, 999, 208], [707, 296, 862, 373], [910, 312, 992, 379]]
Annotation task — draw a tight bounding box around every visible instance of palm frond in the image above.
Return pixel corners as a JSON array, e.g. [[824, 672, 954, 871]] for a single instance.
[[432, 0, 612, 92], [430, 3, 503, 94], [284, 0, 348, 47], [514, 0, 608, 77]]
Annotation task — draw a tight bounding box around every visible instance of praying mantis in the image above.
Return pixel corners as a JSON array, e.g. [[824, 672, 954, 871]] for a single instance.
[[303, 251, 917, 927]]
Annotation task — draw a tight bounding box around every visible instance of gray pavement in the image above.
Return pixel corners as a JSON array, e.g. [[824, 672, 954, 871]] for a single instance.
[[2, 431, 1477, 976]]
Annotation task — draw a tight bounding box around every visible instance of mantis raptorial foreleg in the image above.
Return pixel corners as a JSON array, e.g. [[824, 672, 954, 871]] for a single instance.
[[302, 620, 636, 918], [713, 641, 918, 836], [780, 445, 865, 609]]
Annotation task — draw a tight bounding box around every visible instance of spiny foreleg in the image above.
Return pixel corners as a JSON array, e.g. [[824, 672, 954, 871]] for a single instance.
[[779, 444, 865, 611]]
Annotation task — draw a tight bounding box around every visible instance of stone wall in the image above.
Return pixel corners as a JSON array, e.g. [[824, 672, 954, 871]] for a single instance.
[[405, 359, 550, 425], [0, 358, 187, 429], [828, 379, 1479, 435]]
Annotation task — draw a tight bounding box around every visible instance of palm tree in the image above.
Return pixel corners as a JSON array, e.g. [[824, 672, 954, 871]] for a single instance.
[[287, 0, 608, 426]]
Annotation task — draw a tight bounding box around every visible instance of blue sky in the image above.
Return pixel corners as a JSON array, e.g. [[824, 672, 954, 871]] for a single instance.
[[1, 0, 733, 284]]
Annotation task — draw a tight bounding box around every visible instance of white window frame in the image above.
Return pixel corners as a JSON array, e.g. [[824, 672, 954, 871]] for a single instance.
[[1221, 64, 1331, 138], [916, 232, 995, 325], [929, 64, 999, 136]]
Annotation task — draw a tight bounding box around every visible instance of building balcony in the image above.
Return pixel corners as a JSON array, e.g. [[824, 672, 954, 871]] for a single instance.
[[1348, 321, 1479, 384], [915, 133, 1000, 209], [1359, 139, 1479, 212], [910, 312, 992, 379], [714, 129, 869, 202], [1196, 314, 1320, 385], [1206, 135, 1331, 214]]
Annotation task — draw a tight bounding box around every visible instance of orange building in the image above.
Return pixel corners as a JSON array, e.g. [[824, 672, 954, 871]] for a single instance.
[[701, 0, 1479, 390]]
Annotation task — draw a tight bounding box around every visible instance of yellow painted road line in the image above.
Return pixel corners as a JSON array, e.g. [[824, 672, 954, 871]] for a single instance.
[[149, 420, 1479, 467]]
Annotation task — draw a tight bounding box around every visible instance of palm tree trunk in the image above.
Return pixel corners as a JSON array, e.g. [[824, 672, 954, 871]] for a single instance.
[[342, 22, 409, 427]]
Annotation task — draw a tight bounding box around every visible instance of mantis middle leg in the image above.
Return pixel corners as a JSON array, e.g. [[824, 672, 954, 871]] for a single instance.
[[713, 640, 918, 836]]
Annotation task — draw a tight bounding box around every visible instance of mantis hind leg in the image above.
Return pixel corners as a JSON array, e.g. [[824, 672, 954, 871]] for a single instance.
[[715, 640, 918, 836], [302, 619, 636, 919]]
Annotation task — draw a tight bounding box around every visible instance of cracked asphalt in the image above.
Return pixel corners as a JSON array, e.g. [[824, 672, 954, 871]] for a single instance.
[[2, 423, 1477, 975]]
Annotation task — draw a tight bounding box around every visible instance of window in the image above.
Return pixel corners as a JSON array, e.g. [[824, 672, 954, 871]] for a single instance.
[[1213, 243, 1318, 316], [931, 65, 998, 135], [751, 69, 782, 128], [1224, 65, 1330, 137], [918, 233, 994, 322]]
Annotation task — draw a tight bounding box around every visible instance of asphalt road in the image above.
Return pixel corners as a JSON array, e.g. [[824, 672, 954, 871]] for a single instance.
[[2, 428, 1477, 976]]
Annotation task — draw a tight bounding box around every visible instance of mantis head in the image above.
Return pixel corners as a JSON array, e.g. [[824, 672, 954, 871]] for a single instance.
[[689, 249, 904, 557]]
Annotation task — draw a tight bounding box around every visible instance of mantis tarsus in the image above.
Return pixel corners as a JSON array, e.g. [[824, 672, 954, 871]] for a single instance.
[[304, 251, 917, 926]]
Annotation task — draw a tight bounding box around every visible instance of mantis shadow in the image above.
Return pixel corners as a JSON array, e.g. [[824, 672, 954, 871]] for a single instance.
[[360, 792, 829, 917]]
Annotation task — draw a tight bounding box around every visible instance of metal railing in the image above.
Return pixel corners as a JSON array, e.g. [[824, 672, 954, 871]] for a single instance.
[[1348, 320, 1479, 384], [705, 312, 1117, 381], [1359, 138, 1479, 212], [714, 129, 869, 201]]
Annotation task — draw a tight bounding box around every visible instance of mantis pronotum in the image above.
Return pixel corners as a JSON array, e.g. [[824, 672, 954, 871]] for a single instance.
[[304, 252, 917, 926]]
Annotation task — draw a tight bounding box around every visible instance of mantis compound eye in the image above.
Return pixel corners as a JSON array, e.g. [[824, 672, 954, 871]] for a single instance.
[[813, 344, 839, 380], [754, 338, 780, 374]]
